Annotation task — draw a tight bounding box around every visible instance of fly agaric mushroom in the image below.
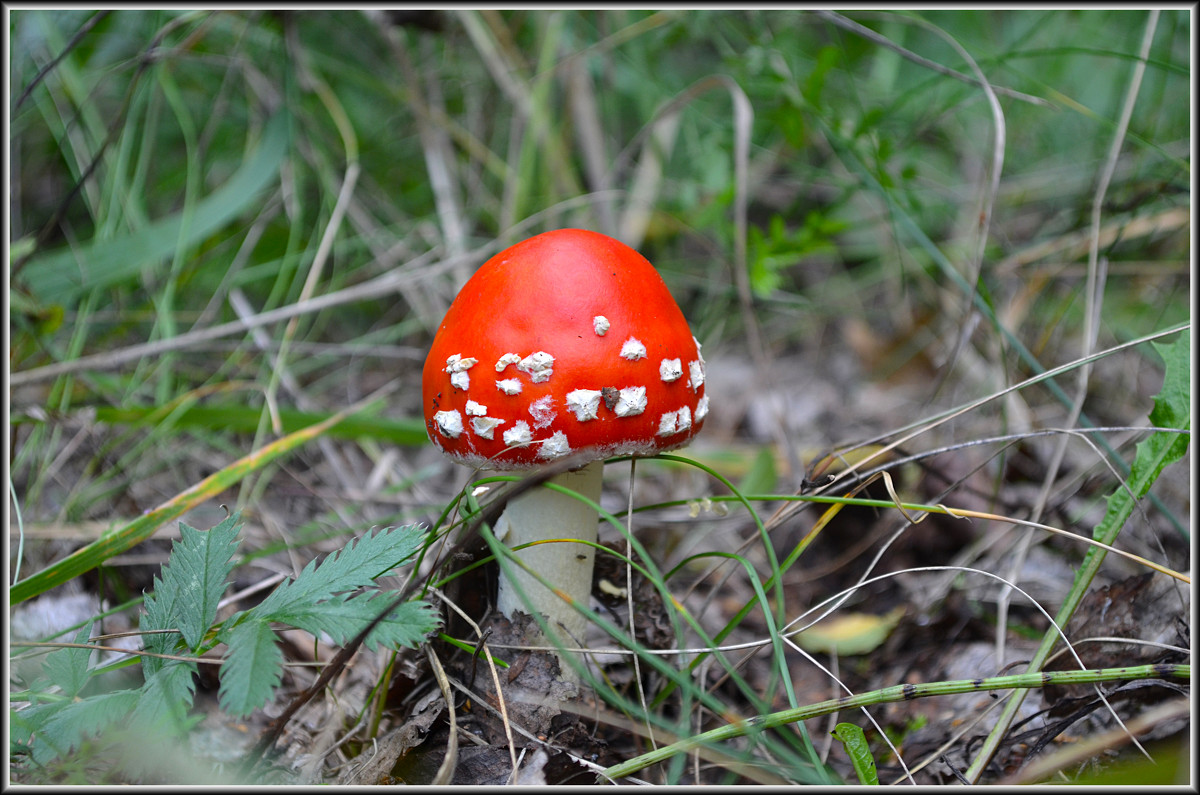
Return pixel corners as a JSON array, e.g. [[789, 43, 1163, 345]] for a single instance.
[[421, 228, 707, 658]]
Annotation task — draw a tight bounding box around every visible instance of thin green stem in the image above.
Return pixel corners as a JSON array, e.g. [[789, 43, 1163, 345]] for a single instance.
[[602, 663, 1189, 781]]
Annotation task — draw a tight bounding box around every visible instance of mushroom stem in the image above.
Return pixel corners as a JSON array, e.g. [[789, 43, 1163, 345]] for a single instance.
[[494, 459, 603, 662]]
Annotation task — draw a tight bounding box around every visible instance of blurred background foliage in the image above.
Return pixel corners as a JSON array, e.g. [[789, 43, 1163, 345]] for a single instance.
[[12, 9, 1189, 333]]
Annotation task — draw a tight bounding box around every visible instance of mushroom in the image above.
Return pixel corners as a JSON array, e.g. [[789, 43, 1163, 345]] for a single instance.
[[421, 228, 707, 667]]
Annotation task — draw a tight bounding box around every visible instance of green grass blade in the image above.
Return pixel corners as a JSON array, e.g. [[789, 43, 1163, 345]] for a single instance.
[[10, 403, 430, 447], [18, 110, 290, 306]]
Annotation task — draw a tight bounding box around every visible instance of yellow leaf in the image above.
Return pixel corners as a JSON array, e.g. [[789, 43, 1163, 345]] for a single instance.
[[796, 606, 905, 655]]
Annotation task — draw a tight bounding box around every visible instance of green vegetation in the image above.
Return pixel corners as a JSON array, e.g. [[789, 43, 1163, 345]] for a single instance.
[[11, 513, 437, 777], [9, 9, 1190, 785]]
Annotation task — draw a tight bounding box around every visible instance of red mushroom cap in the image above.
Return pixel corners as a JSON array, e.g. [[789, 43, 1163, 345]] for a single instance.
[[421, 228, 708, 469]]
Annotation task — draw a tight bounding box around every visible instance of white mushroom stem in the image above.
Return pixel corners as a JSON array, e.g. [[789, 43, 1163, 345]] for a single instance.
[[493, 459, 603, 670]]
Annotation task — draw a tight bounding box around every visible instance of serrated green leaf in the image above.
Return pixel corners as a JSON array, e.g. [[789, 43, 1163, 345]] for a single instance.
[[360, 598, 442, 651], [1148, 336, 1190, 433], [10, 701, 65, 752], [43, 625, 95, 698], [132, 662, 198, 735], [167, 514, 242, 650], [140, 578, 176, 679], [218, 619, 283, 719], [141, 567, 177, 639], [252, 525, 425, 623], [1093, 333, 1190, 545], [141, 512, 241, 664], [35, 689, 140, 765], [282, 594, 441, 651]]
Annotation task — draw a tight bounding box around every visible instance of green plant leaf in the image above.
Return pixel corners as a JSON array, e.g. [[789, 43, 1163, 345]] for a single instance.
[[831, 722, 879, 785], [279, 594, 441, 652], [1093, 333, 1190, 545], [132, 661, 198, 735], [215, 524, 434, 716], [139, 511, 241, 683], [42, 625, 95, 698], [1147, 334, 1190, 437], [737, 445, 778, 495], [17, 110, 291, 307], [51, 404, 431, 447], [34, 689, 141, 765], [252, 525, 426, 622], [218, 619, 283, 719], [157, 514, 242, 650], [140, 577, 178, 679], [10, 701, 63, 758]]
